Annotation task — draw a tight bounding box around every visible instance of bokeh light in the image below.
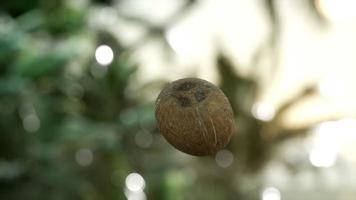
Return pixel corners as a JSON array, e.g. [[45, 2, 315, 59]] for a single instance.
[[135, 130, 153, 148], [75, 148, 94, 167], [262, 187, 281, 200], [22, 114, 40, 133], [309, 119, 356, 167], [252, 102, 276, 122], [309, 121, 339, 168], [309, 147, 338, 168], [95, 45, 114, 66], [19, 103, 40, 133], [125, 173, 145, 192], [124, 188, 147, 200], [215, 149, 234, 168]]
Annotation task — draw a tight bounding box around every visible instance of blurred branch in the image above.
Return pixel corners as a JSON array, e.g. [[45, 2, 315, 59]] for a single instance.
[[306, 0, 328, 26], [216, 53, 257, 116], [264, 0, 279, 46], [215, 53, 269, 172], [117, 0, 198, 52], [261, 85, 317, 140], [275, 85, 317, 120], [254, 0, 281, 78]]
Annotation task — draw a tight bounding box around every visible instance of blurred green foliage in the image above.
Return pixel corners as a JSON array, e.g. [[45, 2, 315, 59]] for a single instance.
[[0, 1, 272, 200], [0, 1, 159, 199]]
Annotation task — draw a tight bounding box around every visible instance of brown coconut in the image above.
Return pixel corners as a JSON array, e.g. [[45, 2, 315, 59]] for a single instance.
[[155, 78, 235, 156]]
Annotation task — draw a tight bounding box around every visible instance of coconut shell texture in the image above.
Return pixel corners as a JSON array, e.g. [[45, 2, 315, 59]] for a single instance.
[[155, 78, 235, 156]]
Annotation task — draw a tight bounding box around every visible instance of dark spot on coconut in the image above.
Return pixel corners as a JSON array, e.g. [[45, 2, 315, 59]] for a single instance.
[[175, 96, 191, 107], [195, 89, 207, 102], [176, 81, 196, 91]]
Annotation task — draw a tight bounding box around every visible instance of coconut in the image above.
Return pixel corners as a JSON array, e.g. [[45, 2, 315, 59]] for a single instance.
[[155, 78, 235, 156]]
